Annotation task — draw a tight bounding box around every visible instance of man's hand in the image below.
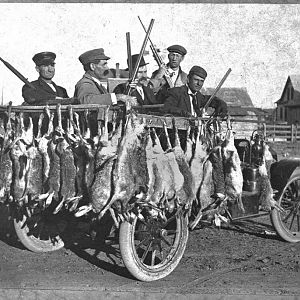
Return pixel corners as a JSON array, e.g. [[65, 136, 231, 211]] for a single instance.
[[116, 94, 138, 106], [127, 79, 139, 90], [154, 65, 168, 79]]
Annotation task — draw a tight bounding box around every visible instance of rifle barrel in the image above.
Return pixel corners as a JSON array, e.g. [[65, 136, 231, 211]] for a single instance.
[[202, 68, 232, 112], [126, 18, 154, 95], [138, 16, 162, 66], [0, 57, 36, 90], [126, 32, 133, 79]]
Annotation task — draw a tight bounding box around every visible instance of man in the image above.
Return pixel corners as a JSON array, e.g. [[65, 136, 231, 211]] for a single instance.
[[74, 48, 118, 105], [149, 44, 188, 103], [164, 65, 228, 118], [113, 54, 159, 106], [22, 52, 69, 105]]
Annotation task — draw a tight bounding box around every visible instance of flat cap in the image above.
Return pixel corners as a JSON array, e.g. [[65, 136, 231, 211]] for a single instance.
[[189, 65, 207, 80], [167, 45, 187, 56], [79, 48, 110, 65], [32, 52, 56, 66]]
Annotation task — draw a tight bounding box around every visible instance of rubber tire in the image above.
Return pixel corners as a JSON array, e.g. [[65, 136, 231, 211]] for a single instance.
[[271, 168, 300, 243], [14, 214, 64, 252], [119, 211, 189, 282]]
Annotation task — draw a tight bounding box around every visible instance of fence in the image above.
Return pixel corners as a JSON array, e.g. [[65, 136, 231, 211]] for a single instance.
[[229, 118, 299, 143], [265, 123, 299, 143]]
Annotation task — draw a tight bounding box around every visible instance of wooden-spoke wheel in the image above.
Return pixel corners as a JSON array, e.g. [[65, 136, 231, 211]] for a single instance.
[[271, 171, 300, 243], [119, 208, 189, 281], [13, 202, 66, 252]]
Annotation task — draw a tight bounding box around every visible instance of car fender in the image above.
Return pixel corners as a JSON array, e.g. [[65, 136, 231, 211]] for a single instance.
[[270, 158, 300, 192]]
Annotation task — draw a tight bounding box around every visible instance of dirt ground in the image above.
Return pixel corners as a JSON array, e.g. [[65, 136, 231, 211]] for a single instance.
[[0, 203, 300, 299]]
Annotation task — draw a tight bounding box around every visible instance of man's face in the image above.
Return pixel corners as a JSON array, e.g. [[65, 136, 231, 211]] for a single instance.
[[36, 63, 55, 80], [136, 65, 148, 85], [168, 52, 183, 69], [188, 74, 205, 93], [91, 59, 109, 80]]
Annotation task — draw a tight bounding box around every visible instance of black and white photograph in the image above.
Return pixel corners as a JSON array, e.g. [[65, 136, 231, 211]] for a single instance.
[[0, 1, 299, 299]]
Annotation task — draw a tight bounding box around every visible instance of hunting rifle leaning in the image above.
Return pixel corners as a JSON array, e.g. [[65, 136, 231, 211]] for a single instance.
[[0, 57, 36, 90]]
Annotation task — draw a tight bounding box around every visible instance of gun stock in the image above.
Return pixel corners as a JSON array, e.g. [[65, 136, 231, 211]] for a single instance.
[[0, 57, 36, 90]]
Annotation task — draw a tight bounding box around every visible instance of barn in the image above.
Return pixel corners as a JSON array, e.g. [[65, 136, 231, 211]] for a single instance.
[[275, 75, 300, 125]]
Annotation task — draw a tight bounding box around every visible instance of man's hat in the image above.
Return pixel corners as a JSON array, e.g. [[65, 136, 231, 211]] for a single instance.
[[32, 52, 56, 66], [79, 48, 110, 65], [126, 54, 148, 70], [167, 45, 187, 56], [189, 65, 207, 80]]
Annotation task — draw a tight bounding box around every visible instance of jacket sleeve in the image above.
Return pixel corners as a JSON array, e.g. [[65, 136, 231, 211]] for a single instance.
[[60, 87, 69, 98], [74, 81, 114, 105], [22, 84, 56, 104], [204, 95, 228, 116], [164, 88, 185, 116]]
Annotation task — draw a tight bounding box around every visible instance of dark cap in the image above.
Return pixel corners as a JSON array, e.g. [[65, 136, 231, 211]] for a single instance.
[[127, 54, 148, 70], [32, 52, 56, 66], [167, 45, 187, 56], [79, 48, 110, 65], [189, 65, 207, 80]]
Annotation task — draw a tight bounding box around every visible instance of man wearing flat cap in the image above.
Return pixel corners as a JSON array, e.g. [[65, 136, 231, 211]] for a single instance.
[[164, 65, 228, 118], [22, 51, 69, 105], [149, 44, 188, 103], [74, 48, 118, 105], [113, 54, 159, 106]]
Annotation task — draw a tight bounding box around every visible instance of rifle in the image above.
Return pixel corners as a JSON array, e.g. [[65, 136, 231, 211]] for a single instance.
[[126, 32, 133, 79], [138, 16, 174, 88], [126, 18, 154, 95], [200, 68, 232, 116], [0, 57, 36, 90]]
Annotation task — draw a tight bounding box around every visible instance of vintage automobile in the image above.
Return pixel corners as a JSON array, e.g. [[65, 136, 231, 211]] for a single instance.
[[0, 102, 299, 282]]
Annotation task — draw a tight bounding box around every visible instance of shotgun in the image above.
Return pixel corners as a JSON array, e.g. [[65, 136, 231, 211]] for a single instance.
[[126, 18, 155, 95], [0, 57, 36, 90], [200, 68, 232, 116], [126, 32, 133, 79], [138, 16, 174, 88]]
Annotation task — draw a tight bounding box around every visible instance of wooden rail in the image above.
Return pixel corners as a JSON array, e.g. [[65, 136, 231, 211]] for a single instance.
[[1, 103, 298, 142]]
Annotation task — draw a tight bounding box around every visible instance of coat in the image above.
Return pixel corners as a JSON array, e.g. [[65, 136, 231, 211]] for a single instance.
[[164, 85, 228, 117], [74, 72, 114, 105], [113, 83, 159, 106], [22, 77, 69, 105], [149, 65, 188, 103]]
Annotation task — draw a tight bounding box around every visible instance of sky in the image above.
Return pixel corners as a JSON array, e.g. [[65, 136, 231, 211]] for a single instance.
[[0, 3, 299, 107]]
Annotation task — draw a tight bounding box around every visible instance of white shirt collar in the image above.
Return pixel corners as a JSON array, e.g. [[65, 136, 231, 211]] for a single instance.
[[91, 76, 102, 86]]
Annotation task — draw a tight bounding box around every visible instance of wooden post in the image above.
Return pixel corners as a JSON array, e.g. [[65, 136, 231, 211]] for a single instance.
[[291, 124, 295, 143], [115, 63, 120, 78], [273, 123, 275, 142]]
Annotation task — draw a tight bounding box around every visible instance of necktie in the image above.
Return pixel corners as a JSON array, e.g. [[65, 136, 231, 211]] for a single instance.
[[188, 93, 198, 116]]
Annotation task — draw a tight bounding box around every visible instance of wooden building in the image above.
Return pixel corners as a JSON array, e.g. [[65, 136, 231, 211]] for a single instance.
[[275, 75, 300, 124], [204, 87, 265, 139]]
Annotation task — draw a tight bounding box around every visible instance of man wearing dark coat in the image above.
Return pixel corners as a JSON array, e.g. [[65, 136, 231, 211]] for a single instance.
[[22, 52, 69, 105], [113, 54, 159, 106], [149, 44, 188, 103], [164, 65, 228, 118]]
